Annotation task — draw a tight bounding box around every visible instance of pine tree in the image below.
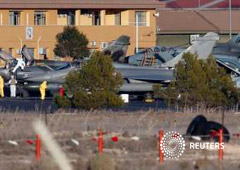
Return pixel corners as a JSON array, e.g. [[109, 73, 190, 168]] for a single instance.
[[174, 53, 208, 106], [65, 51, 123, 109], [54, 26, 89, 60], [154, 52, 239, 108]]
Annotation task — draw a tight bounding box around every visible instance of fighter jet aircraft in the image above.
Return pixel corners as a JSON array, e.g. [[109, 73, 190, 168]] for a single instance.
[[0, 50, 15, 65], [213, 34, 240, 57], [0, 35, 133, 97], [0, 56, 79, 96], [212, 34, 240, 70], [113, 32, 219, 96], [115, 63, 173, 95], [207, 34, 240, 88], [102, 35, 130, 62], [0, 46, 82, 96], [125, 32, 219, 68], [0, 33, 218, 97], [21, 44, 81, 70], [21, 35, 130, 69], [125, 46, 180, 66]]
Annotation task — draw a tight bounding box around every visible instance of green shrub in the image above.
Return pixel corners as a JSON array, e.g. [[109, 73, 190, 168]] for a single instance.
[[54, 26, 89, 60], [66, 51, 123, 110], [154, 53, 240, 108], [54, 95, 71, 108]]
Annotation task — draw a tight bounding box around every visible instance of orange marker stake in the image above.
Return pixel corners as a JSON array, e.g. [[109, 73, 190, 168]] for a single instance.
[[159, 131, 163, 163]]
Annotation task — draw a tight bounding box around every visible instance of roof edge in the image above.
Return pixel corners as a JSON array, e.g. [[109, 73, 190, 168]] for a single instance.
[[0, 1, 165, 9]]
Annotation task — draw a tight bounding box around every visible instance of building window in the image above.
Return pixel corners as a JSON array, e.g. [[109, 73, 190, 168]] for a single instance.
[[57, 10, 75, 25], [81, 9, 92, 16], [105, 10, 122, 26], [80, 10, 101, 26], [34, 11, 46, 25], [115, 12, 121, 26], [135, 11, 146, 26], [93, 11, 100, 26], [9, 11, 20, 26]]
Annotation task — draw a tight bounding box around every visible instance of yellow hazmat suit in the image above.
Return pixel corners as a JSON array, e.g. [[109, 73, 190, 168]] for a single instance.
[[0, 76, 4, 97], [40, 81, 47, 100]]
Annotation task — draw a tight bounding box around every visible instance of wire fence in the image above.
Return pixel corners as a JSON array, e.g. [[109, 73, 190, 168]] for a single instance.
[[0, 130, 240, 163], [0, 109, 240, 168]]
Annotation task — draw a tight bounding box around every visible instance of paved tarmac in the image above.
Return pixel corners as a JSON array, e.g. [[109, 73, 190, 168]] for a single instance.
[[0, 97, 56, 113], [112, 100, 168, 112], [0, 97, 168, 113]]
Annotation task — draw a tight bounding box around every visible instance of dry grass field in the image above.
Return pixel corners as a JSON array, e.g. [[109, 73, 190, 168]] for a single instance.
[[0, 109, 240, 170]]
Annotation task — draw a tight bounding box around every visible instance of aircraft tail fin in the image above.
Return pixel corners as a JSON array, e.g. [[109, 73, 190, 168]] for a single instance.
[[21, 45, 34, 66], [227, 33, 240, 47], [103, 35, 130, 62], [0, 50, 15, 63], [164, 32, 219, 68], [113, 35, 131, 46]]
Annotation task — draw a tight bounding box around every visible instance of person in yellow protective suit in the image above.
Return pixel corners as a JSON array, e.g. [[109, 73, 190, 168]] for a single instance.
[[40, 81, 47, 100], [0, 76, 4, 97]]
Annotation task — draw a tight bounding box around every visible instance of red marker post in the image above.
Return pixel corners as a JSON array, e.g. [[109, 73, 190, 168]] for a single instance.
[[98, 131, 103, 155], [219, 129, 223, 160], [159, 131, 163, 163], [36, 134, 41, 160]]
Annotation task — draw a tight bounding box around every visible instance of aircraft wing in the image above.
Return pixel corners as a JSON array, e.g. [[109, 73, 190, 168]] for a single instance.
[[23, 66, 76, 83], [114, 63, 174, 83], [164, 32, 219, 68], [216, 59, 240, 76]]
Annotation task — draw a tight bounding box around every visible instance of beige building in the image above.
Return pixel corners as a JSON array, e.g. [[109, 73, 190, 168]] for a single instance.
[[0, 0, 164, 61]]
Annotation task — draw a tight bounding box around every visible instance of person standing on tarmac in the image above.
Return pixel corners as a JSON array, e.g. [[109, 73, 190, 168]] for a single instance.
[[0, 76, 4, 97], [8, 75, 17, 97], [40, 81, 47, 100]]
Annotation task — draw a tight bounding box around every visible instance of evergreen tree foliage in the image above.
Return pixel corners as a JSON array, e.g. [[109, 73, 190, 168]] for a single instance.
[[154, 52, 239, 108], [54, 26, 89, 60], [54, 94, 71, 108], [65, 51, 123, 110]]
